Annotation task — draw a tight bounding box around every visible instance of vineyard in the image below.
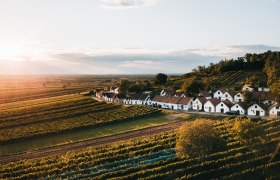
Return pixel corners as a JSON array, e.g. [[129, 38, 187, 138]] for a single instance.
[[0, 94, 160, 144], [1, 118, 279, 179]]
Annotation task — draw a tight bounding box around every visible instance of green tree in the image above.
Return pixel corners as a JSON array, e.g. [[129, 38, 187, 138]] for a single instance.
[[228, 118, 266, 145], [243, 91, 253, 103], [119, 80, 131, 94], [181, 80, 205, 95], [154, 73, 168, 85], [176, 119, 227, 158]]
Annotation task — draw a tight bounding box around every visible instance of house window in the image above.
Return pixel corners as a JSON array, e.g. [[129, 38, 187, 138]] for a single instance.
[[268, 101, 271, 103], [237, 94, 240, 97], [276, 106, 279, 109], [255, 106, 257, 108], [225, 94, 228, 97], [221, 104, 223, 107], [236, 105, 238, 108], [218, 92, 220, 94]]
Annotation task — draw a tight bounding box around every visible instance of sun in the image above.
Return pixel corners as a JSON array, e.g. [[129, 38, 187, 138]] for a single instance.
[[0, 43, 28, 61]]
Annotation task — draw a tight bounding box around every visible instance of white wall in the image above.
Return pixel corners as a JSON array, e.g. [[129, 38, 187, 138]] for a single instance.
[[231, 104, 246, 115], [247, 104, 265, 116], [221, 92, 234, 102], [234, 93, 244, 103], [269, 106, 280, 117], [192, 99, 203, 110], [213, 90, 223, 100], [204, 101, 215, 112], [216, 102, 230, 113]]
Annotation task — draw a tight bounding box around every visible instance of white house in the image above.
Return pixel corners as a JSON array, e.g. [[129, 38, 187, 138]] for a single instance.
[[221, 91, 236, 103], [269, 103, 280, 118], [204, 98, 220, 113], [213, 88, 227, 100], [234, 92, 245, 103], [231, 103, 247, 115], [198, 91, 212, 100], [177, 97, 193, 111], [242, 85, 254, 92], [253, 92, 280, 105], [216, 100, 233, 113], [192, 97, 207, 111], [247, 104, 266, 116]]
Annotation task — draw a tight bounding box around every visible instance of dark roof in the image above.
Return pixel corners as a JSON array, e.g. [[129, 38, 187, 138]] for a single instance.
[[223, 99, 234, 108], [103, 92, 115, 98], [199, 91, 211, 97], [225, 91, 236, 97], [235, 102, 248, 109], [207, 98, 220, 106], [113, 93, 126, 99], [195, 97, 208, 105], [130, 93, 143, 100], [219, 88, 228, 93], [269, 103, 280, 110], [248, 103, 266, 110], [175, 92, 187, 97], [153, 95, 169, 103], [153, 95, 193, 105], [253, 92, 280, 101], [178, 97, 193, 105]]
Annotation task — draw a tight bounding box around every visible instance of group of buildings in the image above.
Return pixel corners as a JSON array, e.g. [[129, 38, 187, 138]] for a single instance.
[[94, 85, 280, 118]]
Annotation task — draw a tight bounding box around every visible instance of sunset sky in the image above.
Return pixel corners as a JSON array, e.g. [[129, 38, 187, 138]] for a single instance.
[[0, 0, 280, 74]]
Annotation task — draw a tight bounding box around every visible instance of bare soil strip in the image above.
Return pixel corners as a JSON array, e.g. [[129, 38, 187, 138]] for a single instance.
[[0, 121, 184, 165]]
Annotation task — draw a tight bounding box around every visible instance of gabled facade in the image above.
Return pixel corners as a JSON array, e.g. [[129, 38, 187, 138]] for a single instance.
[[204, 98, 220, 113], [213, 88, 227, 100], [177, 97, 193, 111], [234, 92, 245, 103], [247, 104, 266, 116], [269, 103, 280, 118], [221, 91, 236, 102], [253, 92, 280, 105], [231, 103, 247, 115], [242, 85, 254, 92], [216, 100, 233, 113], [192, 97, 207, 111], [198, 91, 212, 100]]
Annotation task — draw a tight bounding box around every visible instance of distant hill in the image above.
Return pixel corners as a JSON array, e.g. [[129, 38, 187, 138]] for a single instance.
[[173, 51, 280, 94]]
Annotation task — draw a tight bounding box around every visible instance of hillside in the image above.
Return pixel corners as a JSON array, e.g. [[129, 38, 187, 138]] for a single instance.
[[171, 51, 279, 94]]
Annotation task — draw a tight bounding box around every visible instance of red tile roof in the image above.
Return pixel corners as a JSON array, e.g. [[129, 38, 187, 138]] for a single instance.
[[208, 98, 221, 106]]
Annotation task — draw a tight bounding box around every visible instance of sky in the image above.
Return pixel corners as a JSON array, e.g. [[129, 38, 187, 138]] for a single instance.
[[0, 0, 280, 74]]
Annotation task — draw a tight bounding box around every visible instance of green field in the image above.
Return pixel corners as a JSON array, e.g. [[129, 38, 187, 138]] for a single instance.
[[1, 118, 279, 179], [0, 113, 178, 155]]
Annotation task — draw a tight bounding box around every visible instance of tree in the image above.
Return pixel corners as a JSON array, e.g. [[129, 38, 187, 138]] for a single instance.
[[228, 117, 266, 145], [119, 80, 131, 94], [270, 79, 280, 95], [176, 119, 227, 158], [154, 73, 168, 85], [181, 79, 205, 95], [243, 91, 253, 103]]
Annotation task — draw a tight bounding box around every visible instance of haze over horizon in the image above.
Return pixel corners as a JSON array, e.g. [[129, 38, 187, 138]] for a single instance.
[[0, 0, 280, 75]]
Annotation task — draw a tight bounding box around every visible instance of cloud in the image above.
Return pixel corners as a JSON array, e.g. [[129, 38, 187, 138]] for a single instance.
[[1, 44, 279, 74], [100, 0, 158, 9]]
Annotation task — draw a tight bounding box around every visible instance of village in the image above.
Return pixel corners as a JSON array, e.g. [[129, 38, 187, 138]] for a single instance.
[[93, 85, 280, 118]]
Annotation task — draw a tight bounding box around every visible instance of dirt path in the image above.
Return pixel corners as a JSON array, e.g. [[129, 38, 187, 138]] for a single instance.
[[0, 120, 185, 165]]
